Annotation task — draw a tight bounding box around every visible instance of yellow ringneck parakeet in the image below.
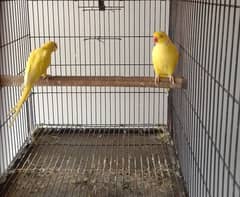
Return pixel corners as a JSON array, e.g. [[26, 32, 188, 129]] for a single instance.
[[9, 41, 57, 125], [152, 32, 179, 85]]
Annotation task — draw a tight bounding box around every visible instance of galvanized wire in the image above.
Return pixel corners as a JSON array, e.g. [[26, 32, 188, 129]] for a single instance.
[[170, 0, 240, 197], [0, 0, 32, 177], [1, 1, 239, 197], [0, 0, 169, 187]]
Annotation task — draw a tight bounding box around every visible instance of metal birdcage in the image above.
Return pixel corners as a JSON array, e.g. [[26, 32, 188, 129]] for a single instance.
[[0, 0, 239, 196]]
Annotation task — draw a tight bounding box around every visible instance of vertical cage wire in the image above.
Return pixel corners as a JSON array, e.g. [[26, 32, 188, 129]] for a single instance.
[[170, 0, 240, 197], [27, 0, 170, 128], [0, 0, 171, 179], [0, 0, 33, 177], [0, 0, 239, 196]]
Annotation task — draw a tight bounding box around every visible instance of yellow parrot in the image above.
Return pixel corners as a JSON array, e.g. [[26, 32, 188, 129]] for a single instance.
[[152, 31, 179, 85], [9, 41, 57, 125]]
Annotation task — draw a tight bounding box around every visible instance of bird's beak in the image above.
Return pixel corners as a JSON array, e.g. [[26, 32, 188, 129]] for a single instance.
[[153, 37, 158, 43]]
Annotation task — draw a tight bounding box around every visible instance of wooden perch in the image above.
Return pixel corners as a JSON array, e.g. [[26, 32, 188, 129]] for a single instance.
[[0, 75, 187, 89]]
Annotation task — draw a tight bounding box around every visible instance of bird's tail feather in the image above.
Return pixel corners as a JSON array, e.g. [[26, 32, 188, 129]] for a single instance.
[[8, 85, 32, 127]]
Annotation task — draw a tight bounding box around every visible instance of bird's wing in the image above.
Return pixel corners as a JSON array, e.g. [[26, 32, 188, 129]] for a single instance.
[[152, 46, 161, 74], [25, 50, 38, 74], [24, 49, 38, 84]]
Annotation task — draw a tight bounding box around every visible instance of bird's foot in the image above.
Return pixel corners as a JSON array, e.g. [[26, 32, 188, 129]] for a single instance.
[[155, 75, 160, 86], [41, 74, 51, 80], [169, 75, 175, 85]]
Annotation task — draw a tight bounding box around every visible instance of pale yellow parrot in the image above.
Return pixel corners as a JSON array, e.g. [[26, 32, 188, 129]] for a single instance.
[[152, 32, 179, 85], [9, 41, 57, 125]]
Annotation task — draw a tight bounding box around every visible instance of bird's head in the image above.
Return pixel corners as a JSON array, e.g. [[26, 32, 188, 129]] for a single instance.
[[42, 41, 57, 52], [153, 32, 169, 44]]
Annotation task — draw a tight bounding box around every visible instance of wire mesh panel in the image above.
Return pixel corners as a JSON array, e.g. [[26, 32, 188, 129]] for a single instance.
[[26, 0, 170, 128], [0, 0, 173, 183], [0, 128, 186, 196], [0, 1, 33, 177], [170, 0, 240, 197]]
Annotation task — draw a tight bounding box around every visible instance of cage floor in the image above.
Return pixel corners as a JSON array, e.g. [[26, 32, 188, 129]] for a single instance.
[[0, 128, 186, 197]]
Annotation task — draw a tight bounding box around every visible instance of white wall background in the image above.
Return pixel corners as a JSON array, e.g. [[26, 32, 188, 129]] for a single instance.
[[27, 0, 170, 127]]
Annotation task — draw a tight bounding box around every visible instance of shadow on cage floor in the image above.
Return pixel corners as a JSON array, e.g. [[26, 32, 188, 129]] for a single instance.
[[0, 128, 186, 197]]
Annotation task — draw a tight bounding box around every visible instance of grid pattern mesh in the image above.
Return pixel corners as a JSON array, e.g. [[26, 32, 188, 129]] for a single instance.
[[0, 0, 170, 177], [0, 0, 32, 176], [28, 0, 169, 127], [170, 0, 240, 197], [0, 0, 239, 197], [0, 128, 186, 197]]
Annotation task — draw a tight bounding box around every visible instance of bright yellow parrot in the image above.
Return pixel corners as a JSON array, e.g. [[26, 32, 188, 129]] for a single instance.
[[152, 32, 179, 85], [9, 41, 57, 125]]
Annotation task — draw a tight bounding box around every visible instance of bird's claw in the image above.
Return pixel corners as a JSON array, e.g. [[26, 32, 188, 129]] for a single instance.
[[169, 75, 175, 85], [42, 74, 51, 80], [155, 75, 160, 86]]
